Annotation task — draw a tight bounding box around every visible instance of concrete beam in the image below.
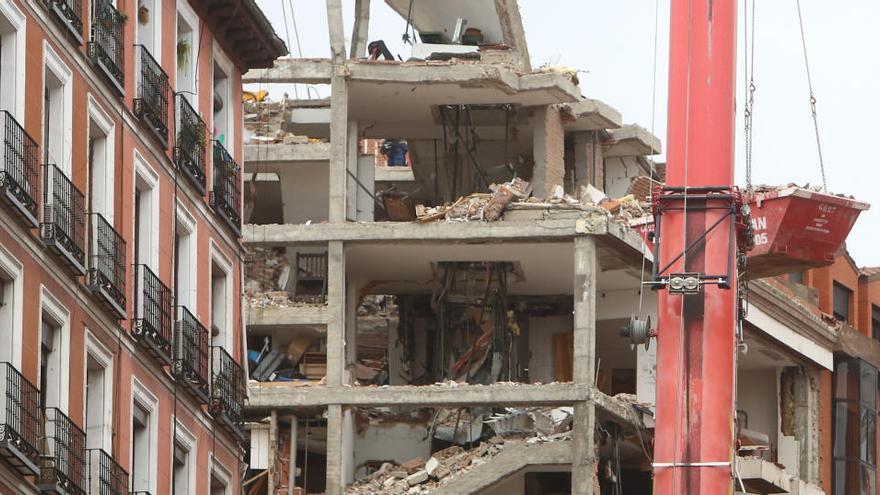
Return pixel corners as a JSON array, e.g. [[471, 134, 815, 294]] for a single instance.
[[590, 388, 646, 429], [247, 383, 588, 409], [346, 62, 582, 104], [243, 59, 333, 84], [434, 441, 571, 495], [604, 125, 662, 158], [244, 142, 331, 164], [246, 305, 331, 327], [565, 99, 623, 131], [245, 217, 597, 245]]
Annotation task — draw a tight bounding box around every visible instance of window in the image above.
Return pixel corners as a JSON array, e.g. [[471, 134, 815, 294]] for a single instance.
[[88, 96, 115, 221], [873, 305, 880, 342], [172, 423, 195, 495], [833, 358, 878, 495], [175, 4, 197, 103], [212, 58, 230, 146], [84, 334, 113, 451], [210, 247, 232, 350], [133, 154, 159, 269], [43, 42, 73, 173], [210, 461, 231, 495], [39, 289, 70, 412], [0, 245, 22, 367], [135, 0, 160, 59], [833, 282, 853, 324], [0, 0, 26, 119], [130, 380, 157, 493], [789, 271, 805, 284], [174, 205, 197, 310]]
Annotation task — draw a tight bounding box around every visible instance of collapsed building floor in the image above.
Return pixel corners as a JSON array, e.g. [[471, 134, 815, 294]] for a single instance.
[[239, 1, 837, 494]]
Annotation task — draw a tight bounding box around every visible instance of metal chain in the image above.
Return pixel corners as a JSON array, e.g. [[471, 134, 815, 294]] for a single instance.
[[743, 0, 756, 191], [796, 0, 828, 192]]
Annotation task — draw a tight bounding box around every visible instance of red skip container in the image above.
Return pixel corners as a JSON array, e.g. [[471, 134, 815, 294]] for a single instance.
[[746, 187, 869, 279], [628, 187, 869, 281]]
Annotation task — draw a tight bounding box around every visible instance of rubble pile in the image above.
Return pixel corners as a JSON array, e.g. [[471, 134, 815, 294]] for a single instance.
[[245, 247, 289, 295], [244, 97, 324, 145], [347, 405, 576, 494], [414, 178, 649, 224], [346, 434, 571, 495]]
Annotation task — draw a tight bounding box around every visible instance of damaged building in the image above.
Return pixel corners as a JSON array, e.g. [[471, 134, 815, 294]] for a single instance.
[[238, 2, 872, 495]]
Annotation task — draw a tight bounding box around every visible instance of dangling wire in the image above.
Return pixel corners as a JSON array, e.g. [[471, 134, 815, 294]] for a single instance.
[[795, 0, 828, 192], [637, 0, 662, 320], [743, 0, 757, 192]]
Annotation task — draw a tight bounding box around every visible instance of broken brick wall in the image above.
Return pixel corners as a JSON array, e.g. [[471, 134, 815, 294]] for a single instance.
[[532, 105, 565, 197]]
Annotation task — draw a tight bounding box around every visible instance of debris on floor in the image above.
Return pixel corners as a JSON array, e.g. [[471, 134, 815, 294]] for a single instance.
[[413, 178, 649, 224]]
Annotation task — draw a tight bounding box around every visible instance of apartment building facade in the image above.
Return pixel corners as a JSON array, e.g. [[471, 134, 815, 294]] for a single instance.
[[0, 0, 284, 493]]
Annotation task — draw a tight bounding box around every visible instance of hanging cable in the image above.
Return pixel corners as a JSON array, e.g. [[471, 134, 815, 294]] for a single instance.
[[743, 0, 756, 191], [795, 0, 828, 192], [280, 0, 299, 99], [637, 0, 662, 320]]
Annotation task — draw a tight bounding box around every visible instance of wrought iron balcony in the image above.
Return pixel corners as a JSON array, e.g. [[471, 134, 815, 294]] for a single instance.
[[0, 363, 41, 476], [174, 95, 207, 194], [88, 0, 124, 94], [41, 164, 86, 275], [87, 214, 126, 319], [0, 111, 40, 227], [134, 45, 170, 148], [211, 142, 241, 236], [43, 0, 84, 45], [173, 306, 210, 404], [210, 346, 245, 439], [38, 408, 87, 495], [86, 449, 127, 495], [132, 265, 173, 366]]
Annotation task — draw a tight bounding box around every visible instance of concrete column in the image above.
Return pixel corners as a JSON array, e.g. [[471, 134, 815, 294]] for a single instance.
[[327, 0, 348, 223], [572, 235, 597, 495], [782, 366, 821, 484], [288, 416, 298, 495], [269, 410, 278, 495], [326, 241, 346, 387], [349, 0, 371, 59], [573, 131, 604, 191], [532, 105, 565, 198], [326, 404, 343, 495], [344, 279, 361, 385]]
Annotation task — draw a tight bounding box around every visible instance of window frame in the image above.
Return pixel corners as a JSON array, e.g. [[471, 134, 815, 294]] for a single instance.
[[170, 418, 196, 495], [39, 285, 71, 412], [0, 243, 23, 368], [175, 201, 198, 312], [209, 241, 233, 352], [83, 330, 114, 451], [42, 40, 73, 175], [0, 0, 26, 121], [130, 377, 158, 493], [87, 94, 116, 222], [833, 282, 853, 324], [833, 358, 878, 495], [132, 151, 160, 270]]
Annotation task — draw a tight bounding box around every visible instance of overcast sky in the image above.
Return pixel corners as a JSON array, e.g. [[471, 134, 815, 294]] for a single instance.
[[255, 0, 880, 266]]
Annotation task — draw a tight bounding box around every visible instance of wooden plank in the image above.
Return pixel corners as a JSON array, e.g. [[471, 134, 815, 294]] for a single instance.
[[553, 332, 573, 382]]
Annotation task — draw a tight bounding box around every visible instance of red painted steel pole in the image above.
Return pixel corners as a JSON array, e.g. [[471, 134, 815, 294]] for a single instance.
[[653, 0, 739, 494]]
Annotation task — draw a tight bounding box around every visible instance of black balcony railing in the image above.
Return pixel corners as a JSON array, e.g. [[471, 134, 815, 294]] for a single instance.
[[43, 0, 84, 44], [41, 164, 87, 275], [210, 346, 245, 438], [0, 111, 40, 227], [173, 307, 210, 403], [174, 95, 207, 194], [39, 408, 87, 495], [134, 45, 170, 148], [87, 213, 126, 319], [88, 0, 124, 94], [0, 363, 41, 476], [211, 142, 241, 236], [86, 449, 127, 495], [132, 265, 173, 365]]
